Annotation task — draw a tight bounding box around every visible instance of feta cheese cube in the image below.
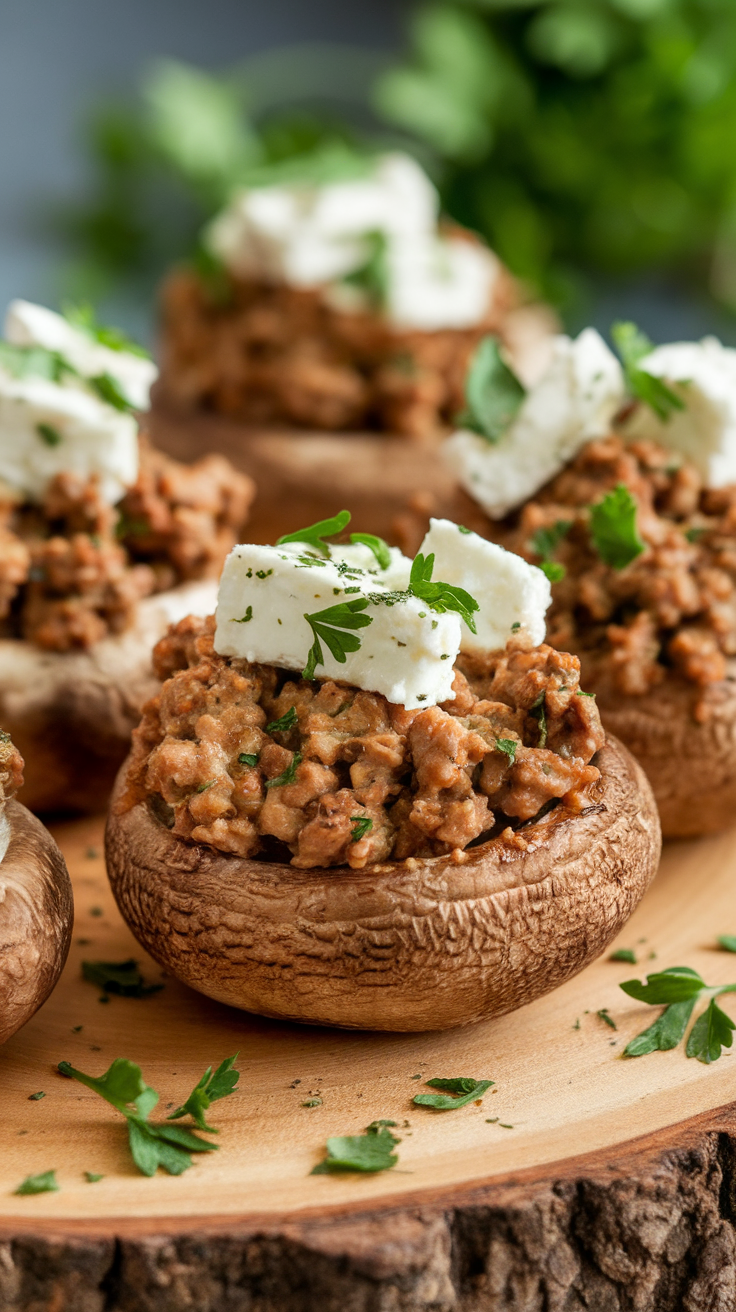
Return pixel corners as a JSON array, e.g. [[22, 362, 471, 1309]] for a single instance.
[[443, 328, 625, 519], [419, 518, 551, 653], [621, 337, 736, 487], [0, 369, 138, 504], [385, 234, 500, 332], [214, 543, 460, 709], [5, 300, 158, 412]]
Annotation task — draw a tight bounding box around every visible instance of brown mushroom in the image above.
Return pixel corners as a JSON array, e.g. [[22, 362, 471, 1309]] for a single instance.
[[105, 735, 660, 1032], [0, 799, 72, 1044], [0, 580, 217, 814]]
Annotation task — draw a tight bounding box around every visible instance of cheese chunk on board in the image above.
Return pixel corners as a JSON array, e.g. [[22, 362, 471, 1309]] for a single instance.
[[5, 300, 158, 412], [419, 518, 551, 653], [443, 328, 625, 519], [622, 337, 736, 488], [214, 543, 461, 710]]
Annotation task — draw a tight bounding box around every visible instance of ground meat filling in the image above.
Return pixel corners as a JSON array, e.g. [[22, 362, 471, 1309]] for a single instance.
[[0, 732, 24, 805], [124, 615, 605, 869], [490, 436, 736, 701], [0, 438, 253, 652]]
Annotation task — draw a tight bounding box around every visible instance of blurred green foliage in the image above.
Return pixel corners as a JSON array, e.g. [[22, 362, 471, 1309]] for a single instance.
[[59, 3, 736, 313]]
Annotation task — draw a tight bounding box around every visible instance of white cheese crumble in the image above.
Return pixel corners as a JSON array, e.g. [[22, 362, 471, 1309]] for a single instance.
[[214, 542, 460, 709], [419, 518, 551, 653], [443, 328, 625, 519], [620, 336, 736, 488], [384, 235, 500, 332], [5, 300, 157, 412]]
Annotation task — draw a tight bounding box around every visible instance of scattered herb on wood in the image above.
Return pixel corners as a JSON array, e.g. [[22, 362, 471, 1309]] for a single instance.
[[302, 1098, 323, 1108], [28, 1092, 46, 1101], [621, 966, 736, 1063], [312, 1123, 400, 1174], [84, 1172, 104, 1183], [82, 959, 162, 998], [14, 1170, 59, 1196], [718, 936, 736, 954], [413, 1077, 494, 1110], [597, 1009, 617, 1030], [610, 948, 637, 964], [167, 1054, 240, 1133]]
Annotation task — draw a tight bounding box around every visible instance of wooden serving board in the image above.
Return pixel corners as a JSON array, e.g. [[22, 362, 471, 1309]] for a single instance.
[[3, 821, 736, 1311]]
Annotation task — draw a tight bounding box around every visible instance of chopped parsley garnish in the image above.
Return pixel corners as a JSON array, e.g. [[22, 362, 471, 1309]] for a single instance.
[[718, 936, 736, 953], [36, 422, 62, 447], [167, 1054, 240, 1133], [82, 959, 162, 998], [612, 321, 686, 421], [597, 1008, 617, 1030], [349, 531, 392, 570], [311, 1123, 400, 1174], [28, 1091, 46, 1101], [341, 230, 389, 308], [529, 691, 547, 747], [87, 371, 135, 413], [620, 965, 736, 1063], [62, 301, 151, 358], [264, 753, 302, 789], [409, 552, 479, 632], [303, 598, 373, 680], [266, 706, 298, 734], [413, 1076, 494, 1110], [686, 526, 707, 543], [350, 816, 373, 842], [495, 738, 517, 762], [238, 752, 259, 768], [589, 484, 645, 570], [278, 510, 351, 558], [84, 1172, 104, 1183], [196, 780, 216, 793], [302, 1097, 323, 1107], [0, 341, 77, 383], [14, 1169, 59, 1196], [530, 520, 571, 583], [57, 1058, 220, 1176], [458, 335, 526, 444], [458, 525, 472, 535], [234, 606, 253, 623], [609, 948, 637, 964]]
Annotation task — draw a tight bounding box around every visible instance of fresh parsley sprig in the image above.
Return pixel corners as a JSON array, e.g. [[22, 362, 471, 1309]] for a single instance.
[[312, 1122, 400, 1174], [278, 510, 351, 558], [303, 598, 373, 680], [612, 321, 685, 422], [349, 531, 392, 570], [458, 335, 526, 444], [413, 1076, 494, 1110], [266, 706, 298, 734], [409, 553, 479, 633], [620, 966, 736, 1064], [57, 1058, 220, 1176], [589, 484, 645, 570], [167, 1054, 240, 1133], [264, 752, 302, 789]]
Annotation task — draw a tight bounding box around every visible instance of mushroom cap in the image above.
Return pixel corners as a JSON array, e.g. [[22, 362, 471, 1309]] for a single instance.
[[0, 579, 217, 814], [0, 800, 73, 1045], [105, 736, 661, 1032], [591, 666, 736, 839]]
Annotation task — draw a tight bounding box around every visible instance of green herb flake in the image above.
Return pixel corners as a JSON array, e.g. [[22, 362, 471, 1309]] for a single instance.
[[529, 691, 547, 747], [167, 1054, 240, 1132], [14, 1169, 59, 1196], [409, 552, 479, 633], [266, 706, 298, 734], [413, 1076, 494, 1111], [63, 301, 151, 358], [36, 422, 63, 447], [597, 1008, 617, 1030], [458, 336, 526, 443], [495, 738, 517, 762], [349, 531, 392, 570], [303, 598, 373, 680], [238, 752, 258, 768], [589, 484, 645, 570], [341, 230, 390, 308], [612, 321, 686, 422], [28, 1091, 46, 1101], [621, 965, 736, 1063], [88, 371, 135, 413], [686, 526, 707, 543], [458, 525, 472, 535], [278, 510, 351, 558], [234, 606, 253, 624], [350, 815, 373, 843], [609, 948, 637, 964], [195, 780, 216, 793], [302, 1097, 323, 1108], [718, 936, 736, 953], [311, 1123, 400, 1174], [264, 752, 302, 789], [82, 959, 163, 999], [84, 1172, 104, 1183]]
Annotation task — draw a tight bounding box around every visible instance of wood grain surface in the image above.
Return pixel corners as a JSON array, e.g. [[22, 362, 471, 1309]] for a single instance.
[[3, 819, 736, 1310]]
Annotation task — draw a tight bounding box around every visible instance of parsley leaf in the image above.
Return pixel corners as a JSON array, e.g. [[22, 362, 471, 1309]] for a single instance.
[[718, 936, 736, 953], [621, 966, 736, 1063], [349, 531, 392, 570], [529, 691, 547, 747], [84, 1172, 104, 1182], [303, 598, 373, 680], [264, 752, 302, 789], [238, 752, 258, 768], [15, 1170, 59, 1196], [531, 520, 571, 583], [312, 1124, 400, 1174], [88, 371, 135, 413], [278, 510, 351, 558], [0, 341, 78, 383], [609, 948, 637, 964], [342, 231, 389, 308], [409, 552, 479, 633], [62, 301, 151, 358], [612, 321, 686, 422], [495, 738, 517, 762], [413, 1076, 494, 1110], [589, 484, 645, 570], [167, 1054, 240, 1132], [620, 965, 706, 1005], [350, 815, 373, 842], [234, 606, 253, 623], [624, 998, 696, 1057], [266, 706, 298, 734], [57, 1058, 218, 1176], [686, 999, 735, 1064], [458, 336, 526, 444], [36, 422, 62, 447], [82, 959, 162, 998]]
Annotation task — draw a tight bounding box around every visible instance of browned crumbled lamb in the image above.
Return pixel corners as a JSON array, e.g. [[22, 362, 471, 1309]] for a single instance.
[[123, 614, 605, 870], [489, 435, 736, 698]]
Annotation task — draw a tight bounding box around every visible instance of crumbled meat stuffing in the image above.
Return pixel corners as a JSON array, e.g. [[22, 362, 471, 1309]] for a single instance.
[[124, 614, 605, 869], [158, 258, 518, 440], [490, 435, 736, 696], [0, 437, 253, 652], [0, 732, 23, 804]]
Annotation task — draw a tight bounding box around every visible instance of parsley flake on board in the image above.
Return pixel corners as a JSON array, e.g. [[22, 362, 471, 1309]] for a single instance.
[[14, 1170, 59, 1196], [266, 706, 298, 734], [167, 1054, 240, 1133], [303, 599, 373, 680], [609, 948, 637, 964], [412, 1077, 494, 1110], [264, 752, 302, 789], [312, 1123, 400, 1174], [28, 1091, 46, 1101], [620, 966, 736, 1063], [612, 321, 686, 422], [84, 1171, 104, 1183], [57, 1058, 220, 1176], [718, 936, 736, 953], [36, 422, 62, 447], [349, 531, 392, 570], [458, 336, 527, 444], [530, 520, 571, 583], [82, 959, 162, 998], [277, 510, 351, 557], [350, 816, 373, 842], [589, 484, 645, 570], [409, 553, 479, 632]]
